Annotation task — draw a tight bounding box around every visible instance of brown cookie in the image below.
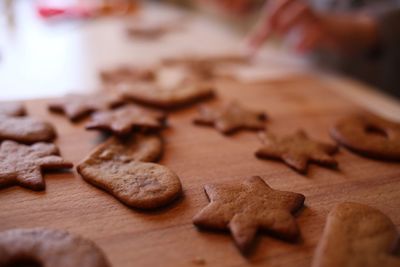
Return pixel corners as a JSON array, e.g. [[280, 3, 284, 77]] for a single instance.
[[48, 93, 125, 121], [77, 134, 182, 209], [193, 101, 267, 135], [100, 66, 155, 85], [330, 114, 400, 160], [127, 22, 178, 39], [162, 54, 249, 68], [0, 140, 73, 191], [162, 54, 249, 80], [0, 228, 110, 267], [0, 115, 56, 144], [0, 102, 26, 116], [120, 81, 215, 109], [312, 202, 400, 267], [86, 105, 167, 135], [255, 130, 338, 174], [193, 176, 305, 254]]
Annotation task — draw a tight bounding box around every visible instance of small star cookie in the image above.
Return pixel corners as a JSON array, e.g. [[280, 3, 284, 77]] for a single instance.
[[0, 115, 56, 144], [48, 93, 125, 121], [0, 141, 73, 191], [193, 101, 267, 134], [255, 130, 338, 174], [193, 176, 305, 254], [86, 105, 166, 135]]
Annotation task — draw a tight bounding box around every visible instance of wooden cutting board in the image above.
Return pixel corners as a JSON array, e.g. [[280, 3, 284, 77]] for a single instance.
[[1, 76, 399, 267]]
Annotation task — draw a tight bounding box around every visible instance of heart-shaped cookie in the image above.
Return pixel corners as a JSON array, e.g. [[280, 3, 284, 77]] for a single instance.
[[312, 202, 400, 267]]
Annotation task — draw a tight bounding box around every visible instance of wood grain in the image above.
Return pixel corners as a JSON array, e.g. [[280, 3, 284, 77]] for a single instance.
[[0, 76, 399, 267]]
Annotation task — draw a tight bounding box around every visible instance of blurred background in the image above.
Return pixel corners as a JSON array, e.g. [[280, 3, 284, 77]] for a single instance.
[[0, 0, 399, 100]]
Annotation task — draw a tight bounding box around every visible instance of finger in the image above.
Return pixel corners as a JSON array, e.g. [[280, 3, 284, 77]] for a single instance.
[[296, 23, 323, 52], [276, 2, 312, 34], [268, 0, 298, 28], [246, 1, 273, 50], [246, 21, 273, 52]]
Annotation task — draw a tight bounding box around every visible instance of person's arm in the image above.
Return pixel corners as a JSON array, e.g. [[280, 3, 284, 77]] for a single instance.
[[247, 0, 381, 54]]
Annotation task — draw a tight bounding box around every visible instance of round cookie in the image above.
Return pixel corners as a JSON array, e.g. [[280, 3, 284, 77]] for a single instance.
[[0, 228, 110, 267], [331, 114, 400, 160]]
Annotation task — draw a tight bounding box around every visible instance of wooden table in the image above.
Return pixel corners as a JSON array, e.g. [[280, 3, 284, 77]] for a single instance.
[[1, 76, 400, 266], [0, 2, 399, 267]]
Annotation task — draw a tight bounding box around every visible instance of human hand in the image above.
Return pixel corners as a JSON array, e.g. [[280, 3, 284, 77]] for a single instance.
[[248, 0, 379, 54], [196, 0, 261, 15]]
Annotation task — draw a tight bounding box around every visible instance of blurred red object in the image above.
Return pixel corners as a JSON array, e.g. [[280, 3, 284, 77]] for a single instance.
[[37, 6, 93, 19], [36, 0, 139, 20]]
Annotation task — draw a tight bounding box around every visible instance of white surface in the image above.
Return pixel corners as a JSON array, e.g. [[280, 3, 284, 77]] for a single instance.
[[0, 1, 308, 101]]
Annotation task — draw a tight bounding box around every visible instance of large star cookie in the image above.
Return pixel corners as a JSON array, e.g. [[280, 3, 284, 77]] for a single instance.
[[0, 228, 110, 267], [255, 130, 338, 174], [0, 141, 73, 191], [86, 105, 166, 135], [0, 115, 56, 144], [0, 102, 26, 116], [312, 202, 400, 267], [48, 93, 125, 121], [77, 134, 182, 209], [193, 176, 305, 254], [193, 101, 267, 134]]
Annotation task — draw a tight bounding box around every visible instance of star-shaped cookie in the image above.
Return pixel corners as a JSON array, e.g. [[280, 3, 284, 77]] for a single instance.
[[0, 141, 73, 191], [193, 176, 305, 254], [85, 105, 166, 135], [0, 115, 56, 144], [48, 93, 125, 121], [255, 130, 338, 174], [193, 101, 267, 134]]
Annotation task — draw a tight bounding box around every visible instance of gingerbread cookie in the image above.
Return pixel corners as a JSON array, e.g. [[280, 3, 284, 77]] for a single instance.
[[120, 81, 214, 109], [0, 140, 73, 191], [0, 228, 110, 267], [331, 114, 400, 160], [312, 202, 400, 267], [193, 101, 267, 135], [162, 54, 249, 80], [48, 93, 125, 121], [0, 102, 26, 116], [100, 66, 155, 85], [255, 130, 338, 173], [193, 176, 305, 254], [127, 22, 178, 39], [86, 105, 166, 135], [0, 115, 56, 144], [77, 134, 182, 209], [162, 54, 249, 68]]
